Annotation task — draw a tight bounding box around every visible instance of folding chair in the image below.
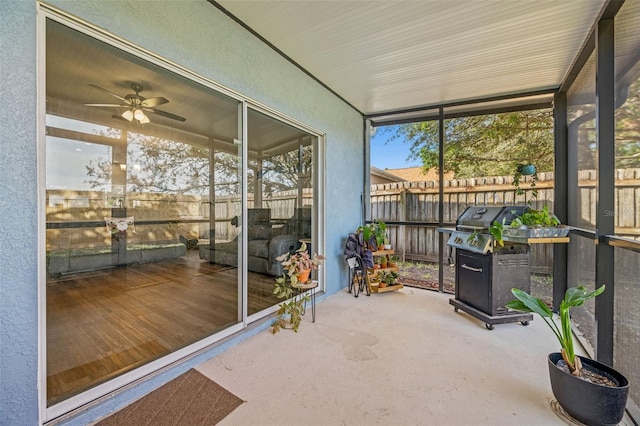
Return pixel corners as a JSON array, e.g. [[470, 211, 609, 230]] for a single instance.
[[346, 254, 370, 297], [344, 232, 374, 297]]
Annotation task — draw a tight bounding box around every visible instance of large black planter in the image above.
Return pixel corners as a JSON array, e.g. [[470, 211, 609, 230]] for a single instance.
[[548, 352, 629, 426]]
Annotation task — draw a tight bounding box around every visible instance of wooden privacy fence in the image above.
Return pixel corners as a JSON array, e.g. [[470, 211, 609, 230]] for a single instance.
[[370, 169, 640, 274]]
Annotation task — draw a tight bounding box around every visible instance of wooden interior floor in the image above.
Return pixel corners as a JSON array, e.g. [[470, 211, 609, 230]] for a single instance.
[[46, 251, 279, 406]]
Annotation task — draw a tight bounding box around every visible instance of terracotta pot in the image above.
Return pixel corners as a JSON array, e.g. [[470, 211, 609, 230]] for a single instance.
[[297, 268, 311, 284]]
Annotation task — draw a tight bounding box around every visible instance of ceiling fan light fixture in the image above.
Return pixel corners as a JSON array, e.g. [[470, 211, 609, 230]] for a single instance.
[[121, 109, 134, 121], [134, 109, 150, 124], [87, 83, 185, 123]]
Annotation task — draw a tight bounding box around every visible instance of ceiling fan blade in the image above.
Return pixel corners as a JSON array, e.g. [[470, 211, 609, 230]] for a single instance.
[[88, 84, 128, 102], [146, 108, 186, 122], [141, 97, 169, 108], [85, 103, 126, 108]]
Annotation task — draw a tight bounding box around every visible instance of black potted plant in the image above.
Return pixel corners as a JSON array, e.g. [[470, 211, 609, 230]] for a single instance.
[[507, 285, 629, 425]]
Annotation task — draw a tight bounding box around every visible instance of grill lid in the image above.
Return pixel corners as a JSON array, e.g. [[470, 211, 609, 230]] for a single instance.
[[456, 205, 527, 229]]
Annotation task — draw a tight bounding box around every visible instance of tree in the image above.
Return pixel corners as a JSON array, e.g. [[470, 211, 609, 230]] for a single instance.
[[387, 109, 554, 178], [85, 131, 311, 197], [260, 146, 313, 196], [615, 79, 640, 169]]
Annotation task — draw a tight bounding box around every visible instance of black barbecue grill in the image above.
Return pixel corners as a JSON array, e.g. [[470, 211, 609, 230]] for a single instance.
[[444, 205, 534, 330]]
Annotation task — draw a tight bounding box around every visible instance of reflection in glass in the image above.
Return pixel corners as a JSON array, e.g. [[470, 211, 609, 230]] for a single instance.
[[246, 108, 316, 315], [45, 19, 241, 405]]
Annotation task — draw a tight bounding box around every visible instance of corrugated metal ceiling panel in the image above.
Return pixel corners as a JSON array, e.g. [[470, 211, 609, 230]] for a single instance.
[[216, 0, 606, 116]]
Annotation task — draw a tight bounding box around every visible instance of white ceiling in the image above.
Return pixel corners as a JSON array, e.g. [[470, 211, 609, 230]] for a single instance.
[[216, 0, 607, 116]]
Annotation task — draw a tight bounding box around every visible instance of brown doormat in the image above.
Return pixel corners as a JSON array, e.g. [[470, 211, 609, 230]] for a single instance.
[[96, 369, 244, 425]]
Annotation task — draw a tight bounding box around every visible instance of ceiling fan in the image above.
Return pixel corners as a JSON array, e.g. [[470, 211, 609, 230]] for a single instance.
[[84, 83, 186, 123]]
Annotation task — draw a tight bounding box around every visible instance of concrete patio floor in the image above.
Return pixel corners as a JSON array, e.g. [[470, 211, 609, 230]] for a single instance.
[[197, 286, 576, 426]]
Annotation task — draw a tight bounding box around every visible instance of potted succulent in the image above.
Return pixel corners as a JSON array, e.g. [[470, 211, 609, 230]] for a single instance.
[[378, 270, 399, 287], [507, 285, 629, 425], [383, 234, 392, 250], [272, 242, 324, 333], [373, 256, 381, 270]]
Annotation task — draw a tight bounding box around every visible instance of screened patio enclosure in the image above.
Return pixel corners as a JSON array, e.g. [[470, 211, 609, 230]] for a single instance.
[[4, 1, 640, 424], [217, 0, 640, 421]]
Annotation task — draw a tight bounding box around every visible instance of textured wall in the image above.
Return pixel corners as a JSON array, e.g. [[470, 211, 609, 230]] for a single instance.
[[0, 0, 40, 424], [1, 0, 363, 423]]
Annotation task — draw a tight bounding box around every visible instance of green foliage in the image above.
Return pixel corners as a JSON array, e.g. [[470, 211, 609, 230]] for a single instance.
[[275, 242, 324, 286], [489, 218, 505, 246], [378, 270, 399, 285], [614, 79, 640, 169], [506, 285, 605, 375], [357, 219, 387, 249], [272, 243, 324, 334], [509, 204, 560, 228], [386, 110, 554, 178], [513, 163, 539, 205], [271, 277, 309, 334]]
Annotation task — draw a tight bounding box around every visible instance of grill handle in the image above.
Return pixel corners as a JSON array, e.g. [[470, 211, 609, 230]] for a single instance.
[[461, 264, 483, 273]]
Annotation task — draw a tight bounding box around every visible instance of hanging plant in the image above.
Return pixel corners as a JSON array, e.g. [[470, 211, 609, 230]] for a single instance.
[[513, 163, 538, 205]]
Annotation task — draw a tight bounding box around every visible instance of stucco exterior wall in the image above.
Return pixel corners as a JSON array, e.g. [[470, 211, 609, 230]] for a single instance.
[[0, 0, 364, 424], [0, 0, 40, 424]]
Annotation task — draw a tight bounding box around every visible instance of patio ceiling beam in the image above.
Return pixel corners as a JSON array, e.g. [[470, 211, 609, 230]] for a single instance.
[[364, 88, 556, 121], [370, 101, 553, 127], [559, 0, 625, 92]]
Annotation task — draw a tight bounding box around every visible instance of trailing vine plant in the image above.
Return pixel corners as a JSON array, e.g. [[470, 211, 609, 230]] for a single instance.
[[513, 163, 539, 206]]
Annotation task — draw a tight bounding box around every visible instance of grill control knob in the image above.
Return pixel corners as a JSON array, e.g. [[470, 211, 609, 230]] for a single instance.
[[470, 239, 479, 247], [454, 237, 463, 244]]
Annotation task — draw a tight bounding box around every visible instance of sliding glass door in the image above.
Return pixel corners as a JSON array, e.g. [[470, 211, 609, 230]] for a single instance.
[[45, 19, 243, 405], [246, 108, 317, 316]]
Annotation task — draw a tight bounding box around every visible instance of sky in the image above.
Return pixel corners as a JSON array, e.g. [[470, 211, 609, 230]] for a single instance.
[[370, 125, 422, 170]]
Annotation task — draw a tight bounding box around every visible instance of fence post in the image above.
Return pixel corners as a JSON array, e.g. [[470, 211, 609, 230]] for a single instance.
[[399, 183, 407, 262]]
